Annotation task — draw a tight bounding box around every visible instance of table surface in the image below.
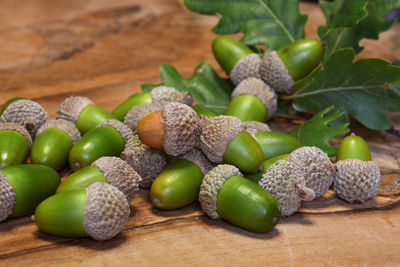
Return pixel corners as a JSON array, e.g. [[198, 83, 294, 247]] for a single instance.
[[0, 1, 400, 266]]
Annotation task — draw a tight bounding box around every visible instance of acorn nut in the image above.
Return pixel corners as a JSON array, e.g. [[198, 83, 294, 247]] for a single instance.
[[336, 133, 372, 161], [191, 104, 218, 118], [112, 92, 153, 121], [255, 131, 301, 160]]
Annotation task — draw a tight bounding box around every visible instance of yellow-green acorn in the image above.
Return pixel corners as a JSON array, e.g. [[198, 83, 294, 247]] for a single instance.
[[0, 122, 32, 169], [0, 164, 60, 222], [56, 96, 117, 134], [200, 115, 264, 173], [120, 135, 167, 188], [199, 164, 280, 233], [225, 77, 277, 122], [255, 131, 301, 159], [31, 119, 81, 171], [150, 148, 215, 210], [112, 92, 153, 121], [191, 104, 218, 118], [336, 133, 372, 161], [0, 99, 49, 138], [260, 38, 324, 93], [69, 119, 133, 170], [34, 182, 130, 241], [124, 103, 161, 133]]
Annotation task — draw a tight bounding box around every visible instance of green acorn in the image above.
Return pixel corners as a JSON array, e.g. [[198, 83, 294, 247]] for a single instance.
[[0, 164, 60, 222], [30, 119, 80, 171], [124, 103, 161, 133], [1, 97, 27, 115], [191, 104, 218, 118], [255, 131, 301, 159], [199, 164, 280, 233], [0, 122, 32, 169], [112, 92, 153, 121], [336, 133, 372, 161], [34, 182, 130, 241], [260, 38, 324, 93], [56, 96, 117, 134], [69, 119, 133, 170]]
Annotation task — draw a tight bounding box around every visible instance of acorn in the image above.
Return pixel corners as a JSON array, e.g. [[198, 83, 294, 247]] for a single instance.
[[1, 97, 27, 115], [112, 92, 153, 121], [34, 182, 130, 241], [287, 146, 334, 198], [56, 96, 117, 134], [0, 122, 32, 169], [212, 36, 262, 86], [124, 103, 161, 133], [150, 148, 215, 210], [200, 115, 264, 173], [245, 154, 289, 184], [137, 102, 201, 156], [30, 119, 80, 171], [242, 120, 271, 135], [0, 99, 49, 138], [191, 104, 218, 118], [0, 164, 60, 222], [199, 164, 280, 233], [254, 131, 301, 160], [336, 133, 372, 161], [259, 38, 324, 93], [225, 77, 277, 122], [259, 160, 315, 217], [120, 135, 167, 188], [69, 119, 133, 170]]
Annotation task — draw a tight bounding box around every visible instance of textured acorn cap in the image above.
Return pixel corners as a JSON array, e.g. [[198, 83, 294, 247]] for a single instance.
[[55, 96, 94, 123], [0, 100, 49, 139], [0, 122, 32, 148], [198, 164, 242, 219], [92, 157, 142, 203], [124, 103, 160, 132], [259, 160, 315, 217], [120, 135, 167, 188], [178, 148, 216, 175], [242, 121, 271, 138], [36, 119, 81, 144], [200, 115, 243, 163], [82, 182, 130, 241], [288, 146, 334, 198], [161, 102, 201, 156], [97, 119, 133, 144], [259, 51, 295, 94], [150, 86, 193, 107], [0, 171, 15, 222], [334, 159, 381, 204], [230, 53, 263, 86]]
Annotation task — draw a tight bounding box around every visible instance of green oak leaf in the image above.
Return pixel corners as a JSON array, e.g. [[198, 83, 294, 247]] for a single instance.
[[289, 106, 350, 156], [141, 62, 233, 114], [289, 48, 400, 131], [184, 0, 307, 50]]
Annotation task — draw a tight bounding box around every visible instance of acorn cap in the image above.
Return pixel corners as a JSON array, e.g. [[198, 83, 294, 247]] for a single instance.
[[0, 100, 49, 139], [150, 86, 193, 107], [200, 115, 243, 163], [242, 121, 271, 138], [259, 160, 315, 217], [92, 157, 142, 203], [124, 103, 160, 132], [259, 51, 294, 94], [0, 171, 15, 222], [334, 159, 381, 203], [161, 102, 201, 156], [230, 53, 262, 86], [55, 96, 94, 123], [0, 122, 32, 148], [288, 146, 334, 198], [36, 119, 81, 144], [82, 182, 130, 241], [97, 119, 133, 144], [198, 164, 242, 219], [120, 135, 167, 188], [231, 77, 277, 119], [178, 148, 216, 175]]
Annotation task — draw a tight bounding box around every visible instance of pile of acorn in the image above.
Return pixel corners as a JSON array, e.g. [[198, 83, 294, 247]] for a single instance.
[[0, 36, 381, 240]]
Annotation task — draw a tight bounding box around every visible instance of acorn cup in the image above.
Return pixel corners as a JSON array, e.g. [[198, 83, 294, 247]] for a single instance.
[[1, 97, 27, 115], [259, 38, 324, 93], [124, 103, 161, 133], [199, 164, 280, 233], [0, 122, 32, 169], [34, 182, 130, 241], [150, 148, 215, 210], [30, 119, 81, 171], [0, 164, 60, 222], [56, 156, 142, 203], [225, 77, 277, 122], [56, 96, 117, 135], [69, 119, 133, 171], [200, 115, 264, 173], [212, 36, 262, 86], [242, 120, 271, 135], [254, 131, 301, 160]]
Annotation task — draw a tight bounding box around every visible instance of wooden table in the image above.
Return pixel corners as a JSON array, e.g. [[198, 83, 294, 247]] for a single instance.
[[1, 1, 400, 266]]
